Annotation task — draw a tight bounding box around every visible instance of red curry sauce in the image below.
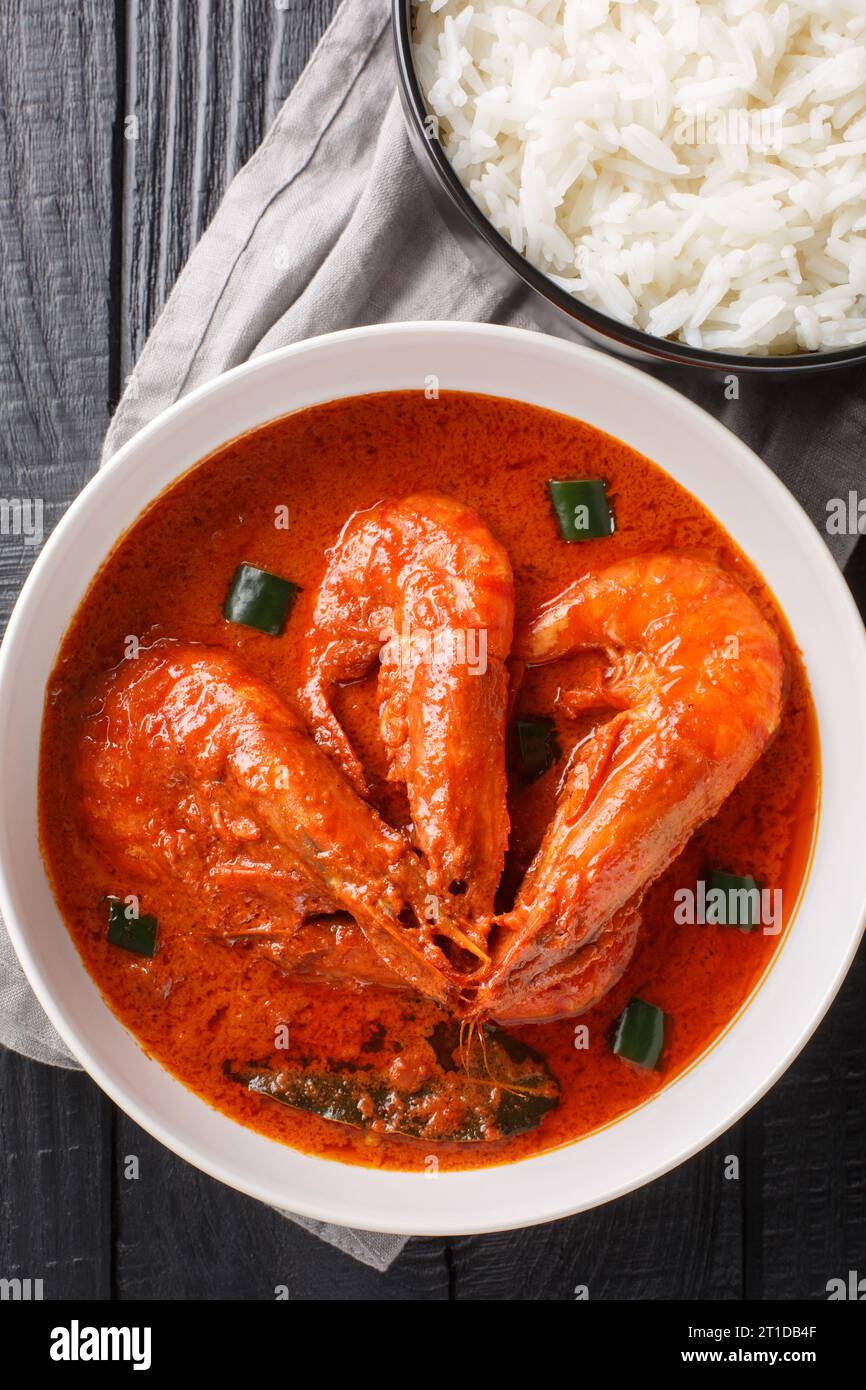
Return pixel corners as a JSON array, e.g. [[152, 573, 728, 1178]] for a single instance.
[[39, 391, 819, 1171]]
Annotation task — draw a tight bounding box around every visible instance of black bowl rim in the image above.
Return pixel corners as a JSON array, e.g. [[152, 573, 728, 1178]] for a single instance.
[[393, 0, 866, 375]]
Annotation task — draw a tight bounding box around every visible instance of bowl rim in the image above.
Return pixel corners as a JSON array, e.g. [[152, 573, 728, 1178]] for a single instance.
[[1, 320, 865, 1235], [393, 0, 866, 376]]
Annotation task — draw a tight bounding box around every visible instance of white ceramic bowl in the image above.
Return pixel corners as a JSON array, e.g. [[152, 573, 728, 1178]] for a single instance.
[[1, 323, 865, 1236]]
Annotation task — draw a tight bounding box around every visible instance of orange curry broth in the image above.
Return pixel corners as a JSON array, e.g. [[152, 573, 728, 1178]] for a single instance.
[[39, 391, 819, 1172]]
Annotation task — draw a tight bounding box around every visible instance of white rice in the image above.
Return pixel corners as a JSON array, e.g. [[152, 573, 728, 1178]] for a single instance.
[[412, 0, 866, 354]]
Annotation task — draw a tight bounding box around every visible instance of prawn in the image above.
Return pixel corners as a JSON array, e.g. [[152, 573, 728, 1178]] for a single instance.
[[299, 493, 514, 931], [77, 643, 481, 1005], [472, 553, 785, 1023]]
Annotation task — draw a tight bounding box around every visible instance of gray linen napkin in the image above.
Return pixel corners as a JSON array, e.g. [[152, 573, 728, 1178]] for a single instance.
[[2, 0, 864, 1273]]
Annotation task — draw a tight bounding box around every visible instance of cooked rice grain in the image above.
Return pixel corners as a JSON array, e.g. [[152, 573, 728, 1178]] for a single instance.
[[413, 0, 866, 355]]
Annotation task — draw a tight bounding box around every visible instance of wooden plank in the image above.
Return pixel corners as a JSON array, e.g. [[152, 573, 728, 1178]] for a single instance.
[[0, 0, 118, 604], [114, 1113, 448, 1298], [120, 0, 340, 373], [0, 0, 117, 1300], [757, 954, 866, 1299], [758, 548, 866, 1299], [450, 1134, 744, 1300], [0, 1049, 113, 1300]]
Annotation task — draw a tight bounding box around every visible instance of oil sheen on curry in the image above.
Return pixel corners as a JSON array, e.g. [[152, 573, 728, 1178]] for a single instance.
[[40, 392, 819, 1172]]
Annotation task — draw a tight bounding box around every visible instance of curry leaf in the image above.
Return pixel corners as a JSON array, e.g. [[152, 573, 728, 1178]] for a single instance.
[[227, 1024, 559, 1143]]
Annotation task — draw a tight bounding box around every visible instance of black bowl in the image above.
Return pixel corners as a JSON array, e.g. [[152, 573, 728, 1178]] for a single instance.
[[393, 0, 866, 376]]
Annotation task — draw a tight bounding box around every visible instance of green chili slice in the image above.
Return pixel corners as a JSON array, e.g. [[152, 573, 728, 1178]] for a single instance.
[[548, 479, 614, 542], [612, 997, 666, 1070], [223, 563, 300, 636], [708, 869, 762, 932]]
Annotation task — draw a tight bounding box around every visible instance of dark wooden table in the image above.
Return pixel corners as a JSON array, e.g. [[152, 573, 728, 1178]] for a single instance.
[[1, 1, 863, 1301]]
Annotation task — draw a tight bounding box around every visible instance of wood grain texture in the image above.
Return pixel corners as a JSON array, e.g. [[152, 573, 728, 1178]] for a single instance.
[[758, 557, 866, 1300], [450, 1133, 744, 1301], [120, 0, 339, 375], [0, 0, 117, 618], [0, 1049, 112, 1299], [114, 1115, 449, 1299], [0, 0, 117, 1301], [759, 951, 866, 1299]]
